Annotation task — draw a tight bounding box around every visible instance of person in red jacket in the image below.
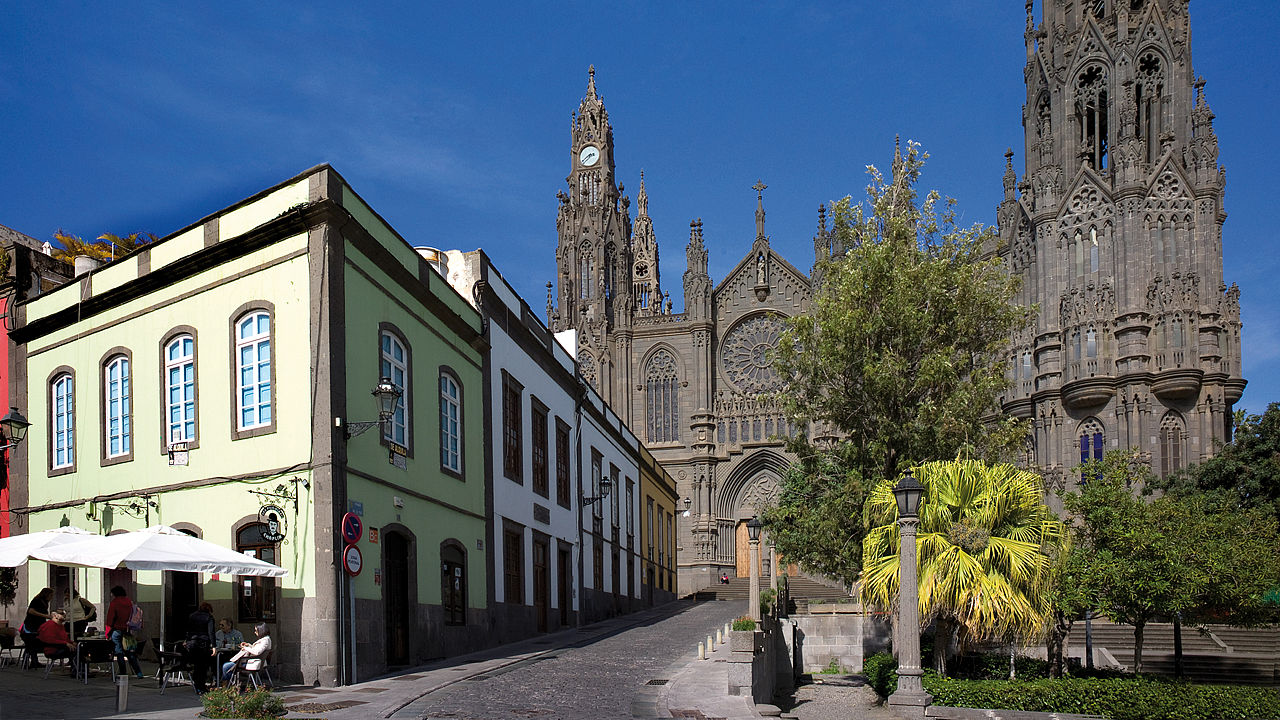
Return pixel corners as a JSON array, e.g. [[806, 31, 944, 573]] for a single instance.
[[104, 586, 143, 678], [37, 609, 77, 672]]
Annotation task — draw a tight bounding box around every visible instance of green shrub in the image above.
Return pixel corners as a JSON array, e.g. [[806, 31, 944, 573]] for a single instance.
[[922, 676, 1280, 720], [949, 652, 1052, 680], [731, 616, 756, 631], [760, 588, 777, 617], [862, 651, 898, 697], [200, 686, 285, 719]]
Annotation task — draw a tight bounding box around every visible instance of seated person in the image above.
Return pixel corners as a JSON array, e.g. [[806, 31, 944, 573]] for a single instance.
[[214, 618, 244, 650], [219, 622, 270, 685], [38, 610, 77, 671]]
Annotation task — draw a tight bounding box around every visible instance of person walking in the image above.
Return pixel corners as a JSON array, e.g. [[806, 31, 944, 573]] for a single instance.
[[184, 602, 215, 693], [104, 586, 143, 678]]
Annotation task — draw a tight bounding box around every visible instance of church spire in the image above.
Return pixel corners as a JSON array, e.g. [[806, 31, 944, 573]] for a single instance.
[[586, 64, 597, 99], [636, 170, 648, 216]]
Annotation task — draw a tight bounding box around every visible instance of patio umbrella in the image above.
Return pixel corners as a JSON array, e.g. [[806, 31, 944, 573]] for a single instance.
[[31, 525, 288, 651], [0, 526, 95, 567]]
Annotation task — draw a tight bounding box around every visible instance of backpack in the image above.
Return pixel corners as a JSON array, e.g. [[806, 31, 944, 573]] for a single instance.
[[126, 602, 144, 632]]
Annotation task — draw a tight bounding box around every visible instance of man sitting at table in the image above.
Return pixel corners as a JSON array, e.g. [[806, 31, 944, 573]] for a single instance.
[[37, 609, 78, 673], [214, 618, 243, 650], [219, 623, 270, 685]]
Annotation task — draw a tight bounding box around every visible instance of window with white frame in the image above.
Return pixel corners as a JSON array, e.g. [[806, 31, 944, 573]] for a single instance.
[[236, 312, 272, 430], [380, 331, 408, 446], [104, 356, 130, 458], [165, 335, 196, 445], [52, 373, 74, 469], [440, 371, 462, 474]]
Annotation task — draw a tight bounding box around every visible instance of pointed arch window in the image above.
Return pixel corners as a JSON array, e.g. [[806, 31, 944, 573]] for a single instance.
[[579, 246, 593, 299], [1075, 65, 1110, 170], [604, 244, 616, 299], [1160, 413, 1185, 478], [1079, 418, 1105, 475], [1086, 327, 1098, 359], [645, 350, 680, 443], [1089, 227, 1100, 273], [1136, 52, 1166, 162]]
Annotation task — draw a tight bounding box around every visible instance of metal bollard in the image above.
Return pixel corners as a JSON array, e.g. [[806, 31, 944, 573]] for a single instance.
[[698, 641, 705, 660], [116, 674, 129, 713]]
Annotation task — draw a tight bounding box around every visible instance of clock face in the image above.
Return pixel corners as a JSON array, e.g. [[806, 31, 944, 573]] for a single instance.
[[579, 145, 600, 167]]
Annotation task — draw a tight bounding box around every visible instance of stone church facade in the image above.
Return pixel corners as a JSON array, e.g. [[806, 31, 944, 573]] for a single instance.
[[995, 0, 1245, 507], [547, 68, 829, 592]]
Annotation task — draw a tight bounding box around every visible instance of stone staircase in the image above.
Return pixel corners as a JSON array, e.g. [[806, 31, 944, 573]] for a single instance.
[[1068, 619, 1279, 685]]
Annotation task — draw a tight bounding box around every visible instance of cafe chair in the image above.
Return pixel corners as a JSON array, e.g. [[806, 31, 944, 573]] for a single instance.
[[0, 632, 19, 668], [158, 649, 193, 695], [41, 650, 76, 679], [18, 631, 41, 670], [232, 649, 273, 689], [77, 640, 118, 684]]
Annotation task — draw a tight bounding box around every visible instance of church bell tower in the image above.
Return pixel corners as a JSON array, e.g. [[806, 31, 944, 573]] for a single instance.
[[551, 66, 634, 404], [997, 0, 1244, 497]]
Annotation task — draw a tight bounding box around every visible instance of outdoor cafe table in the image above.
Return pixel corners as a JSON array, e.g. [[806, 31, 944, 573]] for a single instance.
[[74, 637, 116, 683]]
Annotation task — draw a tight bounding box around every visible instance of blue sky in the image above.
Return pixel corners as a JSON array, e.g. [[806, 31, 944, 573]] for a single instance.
[[2, 2, 1277, 414]]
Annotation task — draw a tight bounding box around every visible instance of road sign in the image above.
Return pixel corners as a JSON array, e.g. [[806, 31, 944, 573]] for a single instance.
[[341, 512, 363, 544], [343, 544, 362, 576]]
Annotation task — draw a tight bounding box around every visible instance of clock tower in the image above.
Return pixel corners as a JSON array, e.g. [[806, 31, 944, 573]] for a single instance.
[[551, 66, 634, 406]]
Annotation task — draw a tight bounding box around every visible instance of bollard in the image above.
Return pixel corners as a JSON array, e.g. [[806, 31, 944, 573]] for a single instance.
[[116, 674, 129, 713], [698, 641, 705, 660], [716, 628, 723, 645], [725, 622, 731, 638], [707, 635, 714, 653]]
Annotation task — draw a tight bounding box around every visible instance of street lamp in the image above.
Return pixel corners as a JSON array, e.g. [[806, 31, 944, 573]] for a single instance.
[[343, 378, 403, 439], [583, 474, 612, 505], [889, 469, 932, 718], [0, 407, 30, 451], [747, 515, 763, 622]]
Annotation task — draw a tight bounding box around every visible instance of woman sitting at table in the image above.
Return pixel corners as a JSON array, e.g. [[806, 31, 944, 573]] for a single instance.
[[37, 609, 77, 673], [219, 623, 270, 685], [214, 618, 244, 650]]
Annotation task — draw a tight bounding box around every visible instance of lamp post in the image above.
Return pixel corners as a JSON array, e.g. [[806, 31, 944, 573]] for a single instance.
[[0, 407, 31, 451], [746, 515, 763, 622], [343, 378, 403, 439], [889, 469, 932, 718]]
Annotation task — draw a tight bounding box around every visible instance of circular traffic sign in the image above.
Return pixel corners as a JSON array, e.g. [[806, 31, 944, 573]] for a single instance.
[[341, 512, 363, 544], [343, 544, 363, 575]]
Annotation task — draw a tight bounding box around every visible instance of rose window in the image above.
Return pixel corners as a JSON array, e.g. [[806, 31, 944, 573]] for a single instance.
[[721, 314, 786, 394]]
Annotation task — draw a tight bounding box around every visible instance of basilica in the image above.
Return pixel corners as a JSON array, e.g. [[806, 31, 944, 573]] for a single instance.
[[548, 0, 1246, 591]]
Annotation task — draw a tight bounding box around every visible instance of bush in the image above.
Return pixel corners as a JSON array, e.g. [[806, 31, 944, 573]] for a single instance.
[[201, 686, 285, 719], [948, 652, 1052, 680], [922, 676, 1280, 720], [862, 652, 898, 698], [731, 616, 756, 631]]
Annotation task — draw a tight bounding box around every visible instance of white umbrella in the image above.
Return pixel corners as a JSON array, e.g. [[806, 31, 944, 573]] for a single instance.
[[32, 525, 288, 651], [0, 526, 95, 567]]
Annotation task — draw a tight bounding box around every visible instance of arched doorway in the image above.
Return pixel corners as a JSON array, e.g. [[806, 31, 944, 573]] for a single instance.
[[169, 528, 200, 646], [384, 531, 410, 667]]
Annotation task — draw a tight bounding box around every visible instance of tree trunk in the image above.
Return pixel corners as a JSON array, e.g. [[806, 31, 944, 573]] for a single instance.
[[1173, 615, 1184, 679], [1046, 610, 1072, 679], [933, 617, 952, 676], [1133, 621, 1145, 674]]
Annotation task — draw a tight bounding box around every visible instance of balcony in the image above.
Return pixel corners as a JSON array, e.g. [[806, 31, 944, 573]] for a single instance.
[[1152, 368, 1204, 401]]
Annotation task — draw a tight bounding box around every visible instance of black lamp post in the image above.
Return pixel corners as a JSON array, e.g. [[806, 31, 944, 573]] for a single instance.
[[583, 474, 612, 505], [0, 407, 30, 451], [889, 469, 932, 717], [747, 515, 763, 621]]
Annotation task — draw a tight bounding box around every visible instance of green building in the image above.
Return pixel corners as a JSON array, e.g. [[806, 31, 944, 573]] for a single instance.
[[10, 165, 489, 685]]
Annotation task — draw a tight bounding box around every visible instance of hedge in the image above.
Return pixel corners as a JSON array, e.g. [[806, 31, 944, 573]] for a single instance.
[[859, 652, 1280, 720]]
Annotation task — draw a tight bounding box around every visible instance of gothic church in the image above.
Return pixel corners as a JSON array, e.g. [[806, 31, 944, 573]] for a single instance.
[[995, 0, 1245, 508], [547, 68, 827, 591]]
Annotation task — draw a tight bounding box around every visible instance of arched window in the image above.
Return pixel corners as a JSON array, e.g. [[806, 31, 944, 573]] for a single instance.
[[1075, 65, 1110, 170], [165, 334, 196, 445], [579, 246, 593, 300], [380, 329, 409, 446], [440, 370, 462, 475], [236, 523, 277, 623], [51, 372, 74, 470], [604, 244, 616, 299], [1160, 413, 1185, 478], [104, 355, 130, 459], [645, 350, 680, 443], [1089, 227, 1100, 273], [236, 311, 272, 431], [1079, 418, 1105, 469], [1135, 52, 1165, 162], [1086, 327, 1098, 359], [441, 542, 467, 626]]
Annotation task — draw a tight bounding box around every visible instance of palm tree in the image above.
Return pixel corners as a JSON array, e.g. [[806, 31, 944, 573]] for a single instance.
[[861, 459, 1067, 675], [96, 232, 157, 259], [51, 230, 156, 264]]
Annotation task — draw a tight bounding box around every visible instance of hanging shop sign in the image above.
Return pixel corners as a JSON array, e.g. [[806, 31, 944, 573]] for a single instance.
[[259, 504, 287, 543]]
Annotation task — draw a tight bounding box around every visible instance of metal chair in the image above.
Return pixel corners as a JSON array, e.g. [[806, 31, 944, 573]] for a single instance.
[[233, 649, 273, 689], [18, 631, 41, 670], [77, 640, 118, 684], [0, 632, 17, 668], [157, 649, 192, 695]]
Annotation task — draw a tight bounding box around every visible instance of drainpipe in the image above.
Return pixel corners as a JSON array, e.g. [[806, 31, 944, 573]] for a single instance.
[[574, 377, 585, 627]]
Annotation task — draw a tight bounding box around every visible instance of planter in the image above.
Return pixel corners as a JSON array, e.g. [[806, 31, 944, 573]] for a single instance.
[[730, 629, 764, 654]]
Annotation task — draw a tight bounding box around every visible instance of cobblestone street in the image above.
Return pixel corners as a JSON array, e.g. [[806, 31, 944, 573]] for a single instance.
[[394, 600, 743, 720]]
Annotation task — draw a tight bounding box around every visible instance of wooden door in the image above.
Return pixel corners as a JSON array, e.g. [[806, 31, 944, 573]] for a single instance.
[[557, 547, 571, 627], [734, 521, 764, 577], [533, 537, 549, 633], [384, 532, 410, 666]]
